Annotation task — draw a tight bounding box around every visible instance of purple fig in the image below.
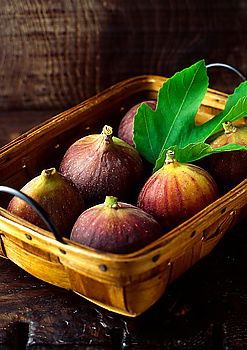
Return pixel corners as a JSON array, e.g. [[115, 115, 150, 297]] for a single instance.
[[8, 168, 84, 236], [138, 151, 219, 230], [60, 125, 143, 206], [70, 196, 164, 254], [118, 100, 156, 146], [202, 122, 247, 191]]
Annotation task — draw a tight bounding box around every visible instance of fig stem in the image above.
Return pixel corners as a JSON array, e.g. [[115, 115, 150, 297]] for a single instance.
[[102, 125, 113, 145], [104, 196, 119, 208], [42, 168, 57, 178], [165, 150, 177, 164], [102, 125, 113, 137], [223, 121, 237, 134]]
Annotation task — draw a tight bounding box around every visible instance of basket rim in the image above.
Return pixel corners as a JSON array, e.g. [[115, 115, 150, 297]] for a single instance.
[[0, 178, 246, 264], [0, 74, 228, 157], [0, 74, 245, 267]]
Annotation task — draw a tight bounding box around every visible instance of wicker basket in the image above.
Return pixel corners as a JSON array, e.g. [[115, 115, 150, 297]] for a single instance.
[[0, 75, 246, 317]]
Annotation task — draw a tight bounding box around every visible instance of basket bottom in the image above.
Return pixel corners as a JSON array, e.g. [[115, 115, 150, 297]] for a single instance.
[[74, 291, 138, 317]]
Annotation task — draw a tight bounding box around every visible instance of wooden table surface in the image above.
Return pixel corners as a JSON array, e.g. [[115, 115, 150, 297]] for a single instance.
[[0, 111, 246, 349], [0, 0, 247, 347]]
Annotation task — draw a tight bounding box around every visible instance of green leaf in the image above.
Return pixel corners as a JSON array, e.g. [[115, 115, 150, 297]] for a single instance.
[[214, 81, 247, 119], [133, 59, 247, 170], [154, 142, 247, 171], [155, 95, 247, 171], [196, 95, 247, 139], [133, 60, 208, 164]]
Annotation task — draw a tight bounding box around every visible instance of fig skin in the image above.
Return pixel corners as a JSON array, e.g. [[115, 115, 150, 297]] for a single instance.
[[201, 122, 247, 192], [70, 196, 164, 254], [59, 125, 143, 206], [138, 151, 219, 230], [8, 168, 84, 236], [118, 100, 156, 146]]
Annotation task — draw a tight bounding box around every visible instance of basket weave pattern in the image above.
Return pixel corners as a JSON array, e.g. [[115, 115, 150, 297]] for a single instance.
[[0, 76, 246, 316]]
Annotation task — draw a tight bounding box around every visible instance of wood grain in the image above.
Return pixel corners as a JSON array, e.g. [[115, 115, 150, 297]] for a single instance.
[[0, 0, 246, 110], [0, 218, 245, 348], [0, 110, 60, 147]]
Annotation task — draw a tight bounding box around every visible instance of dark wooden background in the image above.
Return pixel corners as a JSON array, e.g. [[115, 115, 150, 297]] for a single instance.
[[1, 0, 247, 145], [0, 1, 246, 349], [0, 0, 246, 112]]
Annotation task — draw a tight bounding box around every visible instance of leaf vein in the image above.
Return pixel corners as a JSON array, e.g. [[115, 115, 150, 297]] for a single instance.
[[160, 64, 201, 154], [143, 109, 156, 162]]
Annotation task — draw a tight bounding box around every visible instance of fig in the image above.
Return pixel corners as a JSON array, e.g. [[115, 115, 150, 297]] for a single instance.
[[70, 196, 164, 254], [60, 125, 143, 206], [118, 100, 156, 146], [202, 121, 247, 191], [138, 151, 219, 230], [8, 168, 84, 236]]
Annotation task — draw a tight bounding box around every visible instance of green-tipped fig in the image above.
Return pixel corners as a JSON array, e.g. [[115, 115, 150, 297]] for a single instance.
[[70, 196, 163, 254], [8, 168, 84, 236], [118, 100, 156, 146], [203, 122, 247, 191], [138, 151, 219, 230], [60, 125, 143, 206]]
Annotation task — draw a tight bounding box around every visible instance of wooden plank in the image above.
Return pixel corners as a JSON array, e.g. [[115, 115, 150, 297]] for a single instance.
[[0, 0, 246, 110]]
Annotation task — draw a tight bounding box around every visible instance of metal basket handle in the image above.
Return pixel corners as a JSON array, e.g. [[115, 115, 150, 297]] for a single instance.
[[0, 185, 65, 244], [206, 63, 246, 82]]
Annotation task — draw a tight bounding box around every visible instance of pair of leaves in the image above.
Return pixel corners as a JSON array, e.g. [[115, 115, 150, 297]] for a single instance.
[[133, 60, 247, 172]]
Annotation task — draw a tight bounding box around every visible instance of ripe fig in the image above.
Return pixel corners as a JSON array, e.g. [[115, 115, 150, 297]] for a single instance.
[[70, 196, 164, 254], [202, 121, 247, 191], [8, 168, 84, 236], [138, 151, 219, 230], [60, 125, 143, 206], [118, 100, 156, 146]]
